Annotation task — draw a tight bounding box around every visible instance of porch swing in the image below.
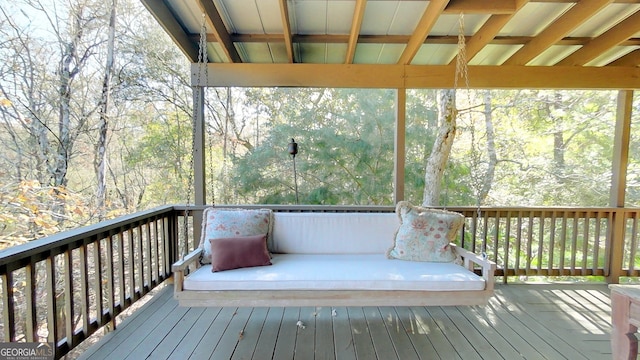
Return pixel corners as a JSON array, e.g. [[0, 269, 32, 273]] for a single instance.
[[171, 13, 496, 308]]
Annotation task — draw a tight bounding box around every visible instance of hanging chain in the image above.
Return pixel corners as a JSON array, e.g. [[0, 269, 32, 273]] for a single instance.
[[183, 14, 208, 259]]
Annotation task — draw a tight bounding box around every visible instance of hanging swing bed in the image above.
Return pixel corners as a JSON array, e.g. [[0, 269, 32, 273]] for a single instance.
[[172, 14, 496, 308]]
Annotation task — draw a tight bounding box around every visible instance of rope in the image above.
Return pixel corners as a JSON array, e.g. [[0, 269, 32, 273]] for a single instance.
[[454, 13, 469, 91], [453, 13, 486, 257]]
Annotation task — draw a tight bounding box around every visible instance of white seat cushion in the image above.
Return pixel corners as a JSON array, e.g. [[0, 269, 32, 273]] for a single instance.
[[183, 254, 485, 292]]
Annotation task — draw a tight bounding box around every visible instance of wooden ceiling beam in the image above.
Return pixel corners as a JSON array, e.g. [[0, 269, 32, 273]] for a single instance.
[[398, 0, 451, 65], [444, 0, 517, 14], [140, 0, 199, 62], [279, 0, 294, 63], [449, 0, 528, 65], [556, 9, 640, 66], [607, 49, 640, 67], [197, 0, 242, 63], [346, 0, 367, 64], [193, 63, 640, 90], [504, 0, 612, 65]]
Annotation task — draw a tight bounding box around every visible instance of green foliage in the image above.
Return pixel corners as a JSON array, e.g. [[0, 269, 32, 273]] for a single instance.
[[222, 88, 395, 205]]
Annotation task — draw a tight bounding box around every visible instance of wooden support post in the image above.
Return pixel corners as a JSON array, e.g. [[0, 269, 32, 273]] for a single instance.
[[394, 88, 406, 204], [608, 90, 634, 284]]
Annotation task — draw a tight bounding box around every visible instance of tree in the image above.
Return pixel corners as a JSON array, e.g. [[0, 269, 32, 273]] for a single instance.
[[95, 0, 116, 220], [422, 89, 457, 206]]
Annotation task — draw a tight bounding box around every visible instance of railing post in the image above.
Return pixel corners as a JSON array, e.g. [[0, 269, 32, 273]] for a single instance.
[[607, 209, 625, 284]]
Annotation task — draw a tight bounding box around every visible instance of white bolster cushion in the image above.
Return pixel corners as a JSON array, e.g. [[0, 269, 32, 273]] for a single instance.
[[271, 212, 399, 254]]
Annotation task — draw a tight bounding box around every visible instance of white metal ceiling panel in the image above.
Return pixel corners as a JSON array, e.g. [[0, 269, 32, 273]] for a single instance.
[[388, 1, 427, 35], [375, 44, 404, 64], [220, 0, 261, 33], [585, 46, 640, 66], [208, 43, 230, 63], [326, 43, 348, 63], [354, 43, 403, 64], [239, 43, 274, 63], [255, 0, 284, 33], [469, 44, 521, 66], [298, 43, 329, 63], [568, 4, 640, 37], [360, 1, 398, 35], [430, 14, 489, 37], [412, 44, 457, 65], [501, 2, 572, 37], [268, 42, 290, 63], [327, 1, 355, 34], [166, 0, 204, 34], [293, 1, 328, 34], [527, 45, 580, 66]]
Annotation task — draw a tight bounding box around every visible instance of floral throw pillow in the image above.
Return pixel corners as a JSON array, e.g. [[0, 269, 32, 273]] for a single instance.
[[198, 207, 272, 264], [387, 201, 464, 262]]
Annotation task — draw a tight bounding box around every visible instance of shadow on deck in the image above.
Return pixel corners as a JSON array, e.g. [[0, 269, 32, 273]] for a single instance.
[[72, 283, 612, 360]]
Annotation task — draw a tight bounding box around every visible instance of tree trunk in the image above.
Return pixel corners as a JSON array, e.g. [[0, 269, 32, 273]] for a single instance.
[[550, 91, 566, 183], [478, 90, 497, 204], [95, 0, 117, 220], [422, 89, 457, 207]]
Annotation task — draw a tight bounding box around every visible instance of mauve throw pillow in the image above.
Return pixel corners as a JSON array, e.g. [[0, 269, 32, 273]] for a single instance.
[[209, 234, 271, 272]]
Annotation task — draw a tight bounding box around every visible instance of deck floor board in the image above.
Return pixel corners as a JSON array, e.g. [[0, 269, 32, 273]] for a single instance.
[[73, 284, 613, 360]]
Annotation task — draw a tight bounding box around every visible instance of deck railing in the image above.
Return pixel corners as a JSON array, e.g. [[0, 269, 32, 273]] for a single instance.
[[0, 206, 190, 358], [0, 204, 638, 358]]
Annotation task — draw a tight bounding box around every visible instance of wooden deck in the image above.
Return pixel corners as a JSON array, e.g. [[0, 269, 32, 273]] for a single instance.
[[74, 283, 613, 360]]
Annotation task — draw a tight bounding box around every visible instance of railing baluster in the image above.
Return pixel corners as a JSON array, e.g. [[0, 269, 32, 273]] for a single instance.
[[514, 211, 522, 277], [628, 211, 639, 274], [79, 243, 89, 339], [45, 255, 58, 345], [502, 211, 510, 283], [136, 226, 144, 296], [581, 211, 590, 276], [2, 270, 16, 342], [105, 234, 115, 330], [559, 211, 567, 274], [127, 228, 135, 302], [593, 211, 603, 276], [549, 210, 557, 275], [537, 211, 545, 273], [93, 238, 103, 327], [471, 210, 478, 251], [145, 223, 152, 289], [162, 218, 169, 278], [25, 261, 37, 342], [63, 249, 74, 349], [117, 232, 125, 308], [526, 210, 533, 274], [153, 219, 160, 283], [604, 211, 614, 278]]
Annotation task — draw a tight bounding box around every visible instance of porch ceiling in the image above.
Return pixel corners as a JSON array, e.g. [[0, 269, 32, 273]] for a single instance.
[[141, 0, 640, 89]]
